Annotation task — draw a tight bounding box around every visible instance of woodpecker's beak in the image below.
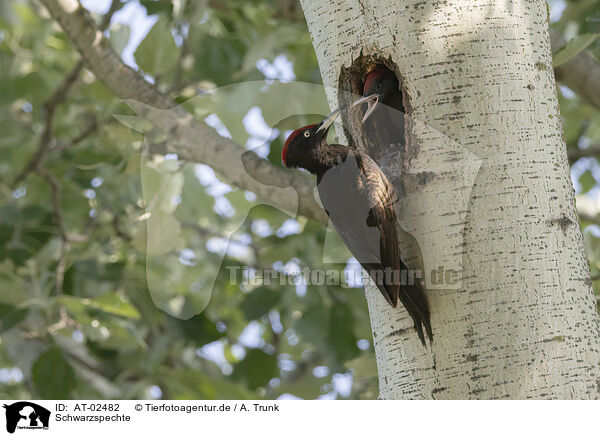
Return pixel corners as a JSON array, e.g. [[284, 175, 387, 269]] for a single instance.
[[316, 106, 344, 134], [352, 94, 379, 123]]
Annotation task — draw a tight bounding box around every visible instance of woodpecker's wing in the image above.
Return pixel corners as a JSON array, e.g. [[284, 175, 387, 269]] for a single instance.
[[357, 152, 433, 344], [356, 151, 401, 307], [317, 151, 382, 263], [316, 149, 396, 306], [318, 149, 432, 344]]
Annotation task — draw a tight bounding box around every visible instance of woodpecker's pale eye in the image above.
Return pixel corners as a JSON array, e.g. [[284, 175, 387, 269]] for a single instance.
[[303, 130, 310, 137], [375, 82, 382, 90]]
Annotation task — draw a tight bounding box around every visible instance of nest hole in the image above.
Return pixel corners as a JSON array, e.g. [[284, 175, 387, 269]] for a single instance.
[[337, 55, 414, 169]]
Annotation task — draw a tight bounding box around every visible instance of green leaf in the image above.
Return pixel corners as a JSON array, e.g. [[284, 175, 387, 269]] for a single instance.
[[133, 210, 184, 254], [241, 287, 280, 319], [88, 318, 145, 350], [579, 170, 596, 194], [139, 0, 174, 16], [176, 164, 216, 222], [166, 313, 224, 347], [272, 374, 324, 399], [294, 299, 328, 348], [193, 36, 244, 85], [56, 295, 91, 322], [161, 368, 254, 400], [134, 18, 180, 75], [240, 27, 303, 74], [140, 159, 184, 213], [553, 34, 599, 67], [108, 23, 131, 56], [0, 303, 28, 333], [57, 293, 140, 321], [233, 348, 277, 389], [346, 354, 378, 378], [327, 304, 359, 366], [32, 347, 76, 399], [92, 292, 141, 319]]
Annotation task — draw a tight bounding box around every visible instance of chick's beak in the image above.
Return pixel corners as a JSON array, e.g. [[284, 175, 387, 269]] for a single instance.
[[316, 106, 344, 134], [352, 94, 379, 123]]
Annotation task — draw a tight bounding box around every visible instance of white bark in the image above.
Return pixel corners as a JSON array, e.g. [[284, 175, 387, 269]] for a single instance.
[[300, 0, 600, 399]]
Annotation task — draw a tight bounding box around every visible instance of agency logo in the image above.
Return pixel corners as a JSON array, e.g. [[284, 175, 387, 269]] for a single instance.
[[2, 402, 50, 434]]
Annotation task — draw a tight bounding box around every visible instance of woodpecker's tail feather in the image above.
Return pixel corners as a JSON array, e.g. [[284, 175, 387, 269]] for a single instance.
[[399, 281, 433, 347], [364, 262, 433, 346], [397, 259, 432, 346]]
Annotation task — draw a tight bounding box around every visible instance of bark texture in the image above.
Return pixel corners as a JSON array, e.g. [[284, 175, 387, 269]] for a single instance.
[[300, 0, 600, 399]]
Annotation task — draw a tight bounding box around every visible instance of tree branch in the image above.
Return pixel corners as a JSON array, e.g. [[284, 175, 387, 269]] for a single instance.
[[11, 59, 84, 187], [550, 28, 600, 112], [568, 143, 600, 161], [579, 211, 600, 226], [38, 0, 327, 225], [12, 0, 120, 187]]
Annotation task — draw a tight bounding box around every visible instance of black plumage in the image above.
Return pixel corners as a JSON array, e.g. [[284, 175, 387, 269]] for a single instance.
[[282, 109, 432, 345]]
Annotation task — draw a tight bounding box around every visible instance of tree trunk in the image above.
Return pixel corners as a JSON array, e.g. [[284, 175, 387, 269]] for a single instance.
[[300, 0, 600, 399]]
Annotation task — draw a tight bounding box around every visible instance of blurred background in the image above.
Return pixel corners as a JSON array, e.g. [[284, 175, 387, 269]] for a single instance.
[[0, 0, 598, 400]]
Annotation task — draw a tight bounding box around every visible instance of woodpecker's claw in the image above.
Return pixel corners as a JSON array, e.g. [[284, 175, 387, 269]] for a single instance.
[[353, 94, 379, 123], [316, 106, 344, 133]]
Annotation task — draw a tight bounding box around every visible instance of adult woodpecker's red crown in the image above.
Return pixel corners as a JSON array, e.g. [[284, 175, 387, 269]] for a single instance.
[[282, 124, 317, 166]]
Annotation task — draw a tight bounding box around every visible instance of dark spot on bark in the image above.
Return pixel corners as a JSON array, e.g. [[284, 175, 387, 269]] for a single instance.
[[527, 84, 535, 90], [541, 335, 566, 343], [465, 354, 478, 362], [452, 95, 461, 104], [547, 215, 574, 234], [417, 171, 435, 185], [388, 326, 412, 337], [471, 373, 489, 381], [431, 386, 447, 399]]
